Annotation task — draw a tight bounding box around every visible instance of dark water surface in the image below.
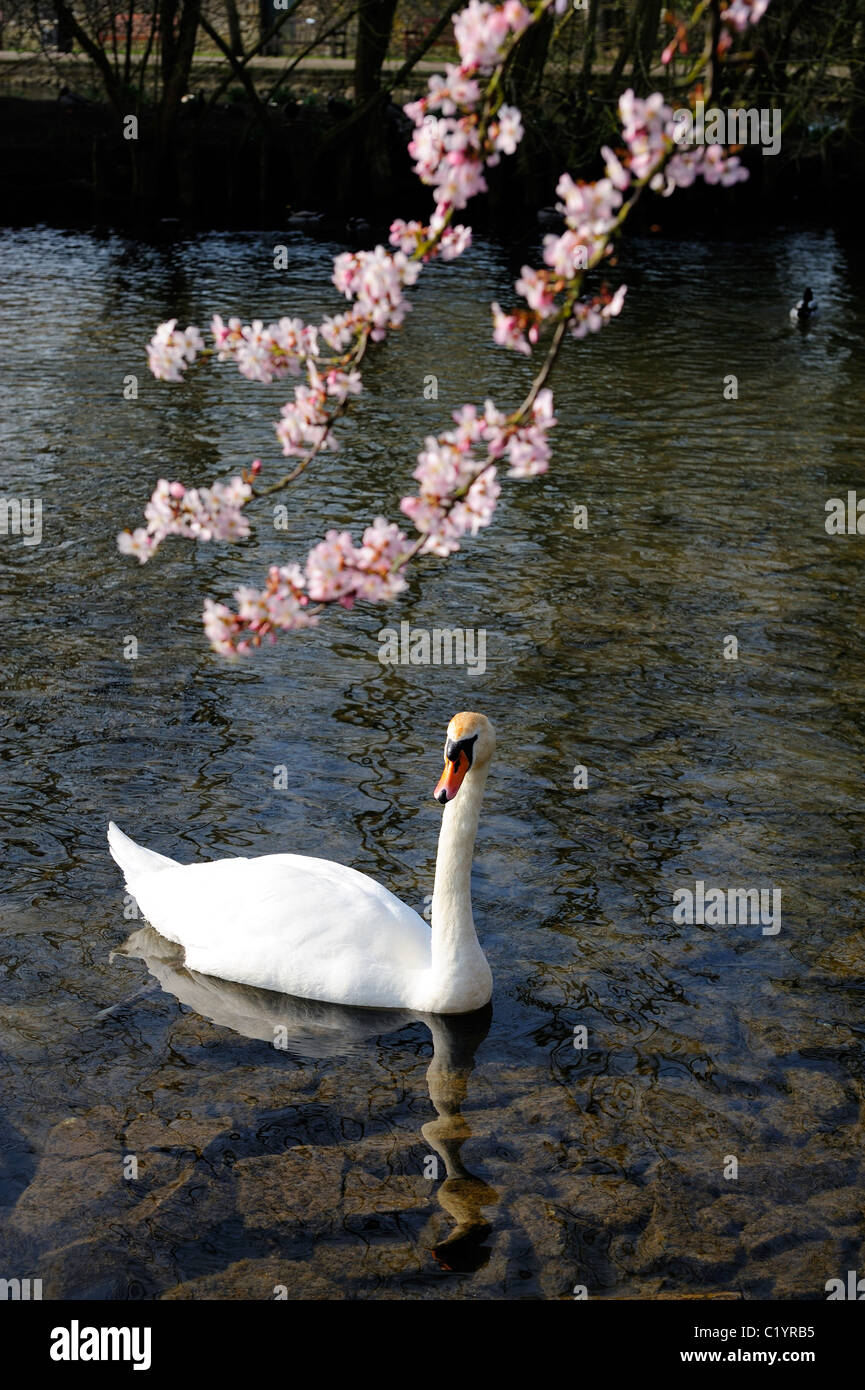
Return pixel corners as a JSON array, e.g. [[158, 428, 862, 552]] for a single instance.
[[1, 223, 864, 1299]]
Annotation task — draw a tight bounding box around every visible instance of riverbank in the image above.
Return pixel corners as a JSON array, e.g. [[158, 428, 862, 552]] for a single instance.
[[0, 89, 858, 234]]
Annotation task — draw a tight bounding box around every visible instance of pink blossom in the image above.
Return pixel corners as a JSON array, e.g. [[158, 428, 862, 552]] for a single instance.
[[353, 518, 410, 601], [408, 116, 453, 181], [117, 527, 156, 562], [207, 313, 319, 383], [618, 89, 674, 182], [202, 599, 242, 655], [721, 0, 770, 34], [118, 473, 252, 562], [324, 368, 363, 403], [491, 302, 535, 355], [203, 563, 315, 657], [332, 246, 420, 340], [389, 216, 472, 263], [658, 150, 701, 192], [425, 65, 481, 114], [401, 468, 501, 557], [389, 218, 427, 255], [542, 230, 591, 280], [453, 0, 529, 71], [210, 314, 242, 354], [407, 113, 489, 212], [319, 311, 359, 351], [399, 390, 530, 555], [694, 144, 749, 187], [569, 284, 628, 339], [490, 105, 524, 157], [449, 469, 501, 538], [305, 530, 360, 605], [505, 390, 557, 478], [439, 223, 473, 260], [515, 266, 559, 319], [556, 173, 623, 237], [147, 320, 204, 381], [275, 369, 334, 457], [306, 522, 408, 606], [656, 145, 749, 195], [403, 13, 529, 221], [601, 144, 632, 192]]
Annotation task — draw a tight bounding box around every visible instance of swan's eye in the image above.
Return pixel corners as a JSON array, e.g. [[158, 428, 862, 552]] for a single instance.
[[445, 734, 477, 767]]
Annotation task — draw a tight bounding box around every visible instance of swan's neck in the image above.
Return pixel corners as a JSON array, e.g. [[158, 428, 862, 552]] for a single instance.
[[430, 767, 490, 1002]]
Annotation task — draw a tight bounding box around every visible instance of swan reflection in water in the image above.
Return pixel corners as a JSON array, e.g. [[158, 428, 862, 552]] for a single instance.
[[110, 926, 498, 1273]]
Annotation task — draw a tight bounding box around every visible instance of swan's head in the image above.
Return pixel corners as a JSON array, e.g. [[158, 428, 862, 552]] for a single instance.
[[434, 712, 495, 805]]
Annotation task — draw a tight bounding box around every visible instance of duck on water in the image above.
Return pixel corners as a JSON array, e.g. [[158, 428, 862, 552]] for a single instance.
[[790, 287, 818, 324]]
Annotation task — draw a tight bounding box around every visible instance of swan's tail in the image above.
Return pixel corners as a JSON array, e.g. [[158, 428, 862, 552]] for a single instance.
[[107, 822, 178, 888]]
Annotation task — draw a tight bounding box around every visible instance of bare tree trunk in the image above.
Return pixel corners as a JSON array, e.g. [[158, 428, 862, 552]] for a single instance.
[[632, 0, 663, 87], [578, 0, 600, 102], [225, 0, 244, 56], [849, 1, 865, 169], [259, 0, 281, 56], [508, 10, 553, 105], [53, 0, 75, 52], [354, 0, 399, 105], [160, 0, 180, 85], [157, 0, 201, 205], [52, 0, 122, 106]]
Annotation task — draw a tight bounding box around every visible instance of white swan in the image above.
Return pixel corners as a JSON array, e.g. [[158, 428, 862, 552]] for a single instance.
[[107, 711, 495, 1014]]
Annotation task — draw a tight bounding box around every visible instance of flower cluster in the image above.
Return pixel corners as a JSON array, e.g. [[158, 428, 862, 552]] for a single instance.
[[389, 216, 472, 262], [453, 0, 531, 68], [502, 390, 557, 478], [151, 244, 424, 390], [569, 284, 628, 339], [400, 391, 556, 555], [402, 411, 501, 557], [401, 0, 531, 250], [493, 75, 753, 358], [332, 246, 420, 341], [306, 519, 408, 606], [493, 170, 626, 356], [118, 472, 254, 563], [721, 0, 771, 35], [148, 247, 420, 478], [201, 519, 409, 656], [490, 302, 538, 355], [616, 89, 672, 183], [274, 364, 361, 458], [146, 320, 204, 382], [611, 88, 748, 194], [210, 314, 320, 384], [203, 564, 315, 657], [662, 144, 748, 193]]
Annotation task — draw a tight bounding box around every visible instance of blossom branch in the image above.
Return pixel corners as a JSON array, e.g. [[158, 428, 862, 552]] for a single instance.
[[117, 0, 773, 653]]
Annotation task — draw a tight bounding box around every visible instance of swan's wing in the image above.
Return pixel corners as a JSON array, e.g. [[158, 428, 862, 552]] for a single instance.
[[127, 852, 432, 1003]]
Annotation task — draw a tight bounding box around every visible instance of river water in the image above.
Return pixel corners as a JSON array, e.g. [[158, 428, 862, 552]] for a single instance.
[[1, 222, 864, 1299]]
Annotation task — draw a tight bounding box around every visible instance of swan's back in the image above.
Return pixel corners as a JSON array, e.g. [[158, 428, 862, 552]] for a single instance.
[[109, 824, 432, 1007]]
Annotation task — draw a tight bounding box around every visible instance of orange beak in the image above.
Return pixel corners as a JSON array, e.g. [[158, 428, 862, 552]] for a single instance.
[[434, 749, 469, 804]]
